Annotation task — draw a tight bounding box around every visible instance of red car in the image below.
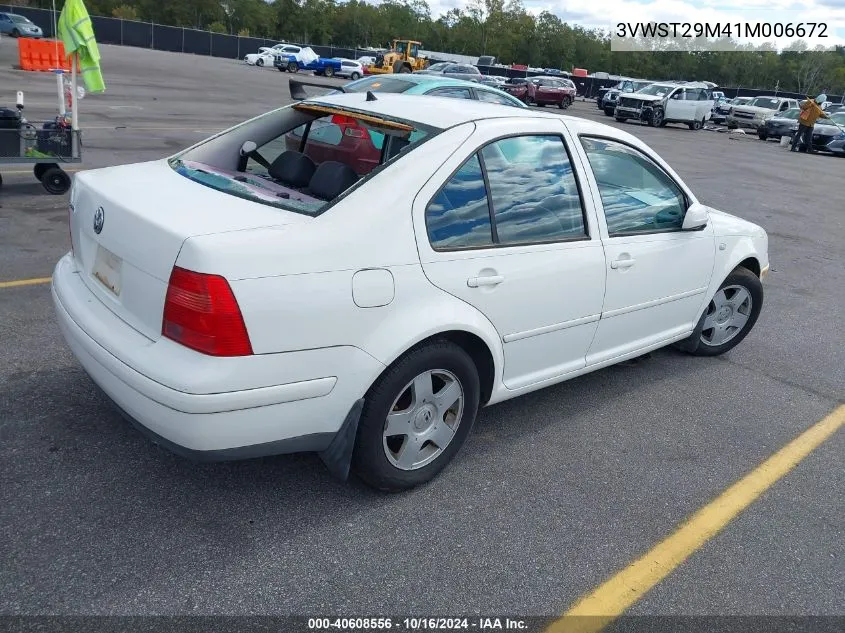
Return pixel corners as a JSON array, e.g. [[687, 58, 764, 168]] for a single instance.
[[529, 76, 576, 109], [502, 77, 536, 104]]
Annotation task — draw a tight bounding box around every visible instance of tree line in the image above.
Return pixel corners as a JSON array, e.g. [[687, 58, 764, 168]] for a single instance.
[[15, 0, 845, 94]]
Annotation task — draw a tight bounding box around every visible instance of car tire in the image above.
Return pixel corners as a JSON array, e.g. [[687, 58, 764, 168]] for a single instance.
[[324, 66, 334, 78], [287, 61, 298, 73], [11, 29, 20, 37], [689, 118, 703, 130], [758, 130, 768, 140], [351, 71, 361, 80], [351, 340, 481, 492], [256, 58, 264, 67], [679, 267, 763, 357], [560, 96, 572, 109], [648, 107, 664, 127], [604, 107, 615, 116], [41, 167, 72, 195], [33, 162, 55, 181]]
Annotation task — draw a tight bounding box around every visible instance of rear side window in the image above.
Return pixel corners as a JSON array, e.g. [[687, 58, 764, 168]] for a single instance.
[[476, 90, 518, 106], [425, 155, 493, 248], [425, 135, 587, 250], [427, 87, 473, 99]]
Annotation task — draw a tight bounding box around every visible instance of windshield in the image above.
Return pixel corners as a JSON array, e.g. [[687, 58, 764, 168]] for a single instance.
[[749, 97, 780, 109], [170, 107, 432, 217], [777, 108, 800, 120], [11, 14, 33, 24], [637, 84, 672, 97], [820, 112, 845, 126], [342, 76, 417, 93], [732, 97, 751, 105]]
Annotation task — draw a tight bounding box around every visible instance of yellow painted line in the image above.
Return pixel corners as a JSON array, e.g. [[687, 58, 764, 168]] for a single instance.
[[546, 404, 845, 633], [0, 277, 52, 289]]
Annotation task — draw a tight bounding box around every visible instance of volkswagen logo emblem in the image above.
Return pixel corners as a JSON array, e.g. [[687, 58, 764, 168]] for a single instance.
[[93, 207, 104, 234]]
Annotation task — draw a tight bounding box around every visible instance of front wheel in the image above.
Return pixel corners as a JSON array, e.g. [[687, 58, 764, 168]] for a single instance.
[[287, 61, 298, 73], [256, 58, 264, 67], [351, 340, 481, 492], [681, 268, 763, 356], [758, 129, 768, 140], [11, 29, 20, 37], [648, 107, 664, 127]]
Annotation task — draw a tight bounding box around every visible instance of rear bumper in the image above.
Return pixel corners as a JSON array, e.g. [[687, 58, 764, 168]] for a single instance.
[[52, 253, 384, 458]]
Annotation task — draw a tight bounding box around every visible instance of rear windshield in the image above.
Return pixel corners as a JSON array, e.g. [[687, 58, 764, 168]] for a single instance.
[[343, 76, 417, 94], [170, 106, 432, 217]]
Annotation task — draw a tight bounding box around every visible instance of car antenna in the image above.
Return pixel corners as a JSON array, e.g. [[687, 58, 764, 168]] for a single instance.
[[366, 91, 378, 102]]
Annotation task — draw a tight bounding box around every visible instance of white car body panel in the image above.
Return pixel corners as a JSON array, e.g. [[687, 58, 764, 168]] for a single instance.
[[52, 94, 769, 461]]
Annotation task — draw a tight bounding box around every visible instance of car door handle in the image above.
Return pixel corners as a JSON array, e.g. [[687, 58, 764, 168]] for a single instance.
[[467, 275, 504, 288], [610, 258, 636, 269]]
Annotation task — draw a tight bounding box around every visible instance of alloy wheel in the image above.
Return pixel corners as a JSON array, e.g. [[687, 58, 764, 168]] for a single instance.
[[382, 369, 464, 471], [700, 285, 753, 346]]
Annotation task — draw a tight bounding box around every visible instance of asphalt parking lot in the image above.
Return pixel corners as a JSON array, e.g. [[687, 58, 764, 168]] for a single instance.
[[1, 44, 843, 624]]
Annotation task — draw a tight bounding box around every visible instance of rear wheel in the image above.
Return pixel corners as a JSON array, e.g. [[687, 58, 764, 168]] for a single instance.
[[351, 341, 481, 492], [11, 29, 20, 38], [604, 107, 615, 116], [350, 71, 361, 80], [324, 66, 335, 78], [680, 268, 763, 357], [689, 118, 703, 130], [560, 96, 572, 109]]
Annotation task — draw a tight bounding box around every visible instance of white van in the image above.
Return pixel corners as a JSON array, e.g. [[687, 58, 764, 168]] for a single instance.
[[614, 82, 715, 129]]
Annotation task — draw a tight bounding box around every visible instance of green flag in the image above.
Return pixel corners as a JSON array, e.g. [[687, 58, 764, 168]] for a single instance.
[[57, 0, 105, 93]]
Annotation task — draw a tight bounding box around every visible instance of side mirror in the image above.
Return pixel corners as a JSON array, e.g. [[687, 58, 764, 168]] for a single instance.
[[240, 140, 257, 156], [682, 204, 709, 231]]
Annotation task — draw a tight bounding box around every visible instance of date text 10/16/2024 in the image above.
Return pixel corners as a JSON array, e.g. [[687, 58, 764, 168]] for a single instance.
[[308, 618, 530, 631]]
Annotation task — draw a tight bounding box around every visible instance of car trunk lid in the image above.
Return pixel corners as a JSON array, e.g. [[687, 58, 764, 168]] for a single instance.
[[68, 159, 309, 341]]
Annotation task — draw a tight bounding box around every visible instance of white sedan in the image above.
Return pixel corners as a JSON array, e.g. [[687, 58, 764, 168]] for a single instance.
[[53, 94, 769, 491], [244, 44, 299, 67]]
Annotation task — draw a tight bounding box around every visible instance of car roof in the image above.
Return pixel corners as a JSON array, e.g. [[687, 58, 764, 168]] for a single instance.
[[298, 92, 634, 136]]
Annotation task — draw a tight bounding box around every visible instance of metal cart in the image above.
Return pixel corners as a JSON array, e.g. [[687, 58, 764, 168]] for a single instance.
[[0, 59, 82, 195]]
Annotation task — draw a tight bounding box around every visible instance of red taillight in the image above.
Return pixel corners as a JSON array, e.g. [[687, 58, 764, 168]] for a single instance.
[[162, 267, 253, 357]]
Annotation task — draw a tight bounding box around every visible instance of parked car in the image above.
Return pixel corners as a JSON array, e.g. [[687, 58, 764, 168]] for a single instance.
[[528, 76, 576, 108], [614, 82, 715, 129], [477, 75, 507, 88], [501, 77, 536, 104], [596, 78, 644, 109], [333, 74, 526, 109], [789, 112, 845, 154], [711, 96, 752, 124], [53, 93, 769, 491], [726, 96, 799, 131], [0, 12, 43, 38], [759, 107, 801, 140], [244, 44, 302, 67], [823, 103, 845, 114], [601, 80, 653, 116], [272, 45, 319, 71], [414, 62, 482, 82], [334, 58, 364, 80]]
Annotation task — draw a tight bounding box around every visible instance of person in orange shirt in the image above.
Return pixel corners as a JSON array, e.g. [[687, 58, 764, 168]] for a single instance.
[[791, 94, 830, 153]]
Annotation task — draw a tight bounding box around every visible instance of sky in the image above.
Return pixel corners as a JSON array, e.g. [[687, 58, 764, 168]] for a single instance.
[[424, 0, 845, 51]]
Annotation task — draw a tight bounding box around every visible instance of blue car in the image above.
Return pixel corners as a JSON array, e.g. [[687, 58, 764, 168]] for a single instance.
[[0, 12, 43, 38], [338, 74, 527, 108]]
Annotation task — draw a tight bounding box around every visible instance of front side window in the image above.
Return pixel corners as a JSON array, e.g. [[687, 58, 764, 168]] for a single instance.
[[425, 135, 586, 250], [580, 137, 687, 236]]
